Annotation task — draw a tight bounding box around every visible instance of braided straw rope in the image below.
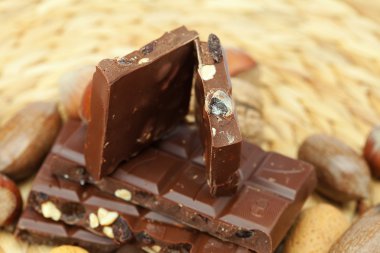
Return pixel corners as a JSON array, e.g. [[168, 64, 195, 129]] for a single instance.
[[0, 0, 380, 251]]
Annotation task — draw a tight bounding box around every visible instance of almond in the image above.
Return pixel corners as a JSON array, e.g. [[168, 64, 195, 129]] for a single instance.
[[0, 102, 62, 181], [298, 134, 371, 203], [329, 204, 380, 253], [50, 245, 89, 253], [284, 204, 350, 253], [59, 66, 95, 119]]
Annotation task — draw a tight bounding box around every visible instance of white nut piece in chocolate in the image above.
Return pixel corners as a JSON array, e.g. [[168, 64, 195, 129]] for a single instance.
[[89, 213, 99, 228], [41, 201, 62, 221], [114, 189, 132, 201], [97, 207, 119, 226], [142, 245, 162, 253], [205, 90, 233, 118], [102, 226, 114, 239], [199, 65, 216, 81], [138, 58, 150, 64]]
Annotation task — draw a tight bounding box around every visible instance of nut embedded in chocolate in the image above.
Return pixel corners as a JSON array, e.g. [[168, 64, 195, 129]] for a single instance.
[[60, 202, 86, 224], [102, 226, 115, 239], [112, 217, 132, 243], [235, 230, 254, 238], [208, 34, 223, 63], [136, 232, 155, 245], [41, 201, 62, 221], [141, 41, 156, 55], [206, 90, 233, 118]]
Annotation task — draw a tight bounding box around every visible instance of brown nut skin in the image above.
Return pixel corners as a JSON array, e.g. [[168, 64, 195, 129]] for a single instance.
[[225, 48, 257, 77], [283, 204, 350, 253], [0, 174, 22, 226], [363, 126, 380, 178], [329, 204, 380, 253], [0, 102, 62, 181], [79, 81, 92, 123], [298, 134, 371, 203], [59, 65, 95, 119]]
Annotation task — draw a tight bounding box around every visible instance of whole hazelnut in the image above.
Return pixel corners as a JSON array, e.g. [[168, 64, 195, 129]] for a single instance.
[[363, 126, 380, 178]]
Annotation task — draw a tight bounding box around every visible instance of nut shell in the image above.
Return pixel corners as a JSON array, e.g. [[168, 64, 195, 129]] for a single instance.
[[329, 205, 380, 253], [284, 204, 350, 253], [59, 65, 95, 119], [363, 126, 380, 178], [50, 245, 89, 253], [298, 134, 371, 203], [0, 102, 62, 181], [0, 174, 22, 226]]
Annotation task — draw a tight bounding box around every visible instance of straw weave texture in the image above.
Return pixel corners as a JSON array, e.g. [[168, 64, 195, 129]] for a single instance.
[[0, 0, 380, 252]]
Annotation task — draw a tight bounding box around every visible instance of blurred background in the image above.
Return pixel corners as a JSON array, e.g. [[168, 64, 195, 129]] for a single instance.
[[1, 0, 380, 251]]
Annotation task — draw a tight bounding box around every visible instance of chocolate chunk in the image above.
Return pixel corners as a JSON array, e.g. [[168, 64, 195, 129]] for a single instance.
[[52, 120, 316, 252], [22, 140, 251, 252], [208, 34, 223, 63], [85, 26, 198, 180], [194, 39, 242, 196], [16, 208, 118, 253]]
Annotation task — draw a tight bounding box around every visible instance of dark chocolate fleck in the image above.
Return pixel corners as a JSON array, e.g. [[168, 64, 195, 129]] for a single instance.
[[60, 202, 86, 224], [33, 192, 49, 203], [235, 230, 254, 238], [75, 167, 86, 175], [112, 217, 132, 242], [136, 232, 155, 245], [208, 34, 223, 63], [141, 41, 156, 55]]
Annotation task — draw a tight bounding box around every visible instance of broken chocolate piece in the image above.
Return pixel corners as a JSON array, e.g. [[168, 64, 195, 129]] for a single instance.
[[194, 38, 242, 196], [24, 150, 251, 252], [86, 26, 198, 180], [53, 120, 316, 252], [16, 208, 118, 253]]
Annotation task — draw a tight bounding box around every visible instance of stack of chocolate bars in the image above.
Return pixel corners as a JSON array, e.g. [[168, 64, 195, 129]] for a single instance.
[[16, 26, 316, 253]]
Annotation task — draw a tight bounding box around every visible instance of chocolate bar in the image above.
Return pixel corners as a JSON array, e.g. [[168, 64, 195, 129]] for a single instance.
[[16, 208, 118, 253], [53, 120, 316, 252], [86, 26, 198, 180], [194, 36, 242, 196], [26, 153, 250, 252]]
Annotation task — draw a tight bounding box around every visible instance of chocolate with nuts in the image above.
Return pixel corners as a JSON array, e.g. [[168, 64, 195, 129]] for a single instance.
[[53, 120, 316, 252], [23, 152, 251, 252], [194, 36, 242, 196], [85, 26, 198, 180]]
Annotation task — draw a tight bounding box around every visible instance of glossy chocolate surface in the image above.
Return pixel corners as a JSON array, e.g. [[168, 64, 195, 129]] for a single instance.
[[194, 37, 242, 196], [86, 26, 198, 180], [53, 120, 316, 252], [27, 152, 250, 252]]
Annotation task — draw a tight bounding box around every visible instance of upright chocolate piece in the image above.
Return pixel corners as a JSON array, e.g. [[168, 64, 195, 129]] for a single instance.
[[53, 120, 316, 252], [194, 36, 242, 196], [86, 26, 198, 180], [27, 153, 250, 252]]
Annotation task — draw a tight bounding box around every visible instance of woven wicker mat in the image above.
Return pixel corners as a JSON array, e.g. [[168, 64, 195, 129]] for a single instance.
[[1, 0, 380, 252]]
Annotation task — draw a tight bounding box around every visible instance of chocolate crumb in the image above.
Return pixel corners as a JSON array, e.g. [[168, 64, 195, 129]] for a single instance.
[[208, 34, 223, 63]]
